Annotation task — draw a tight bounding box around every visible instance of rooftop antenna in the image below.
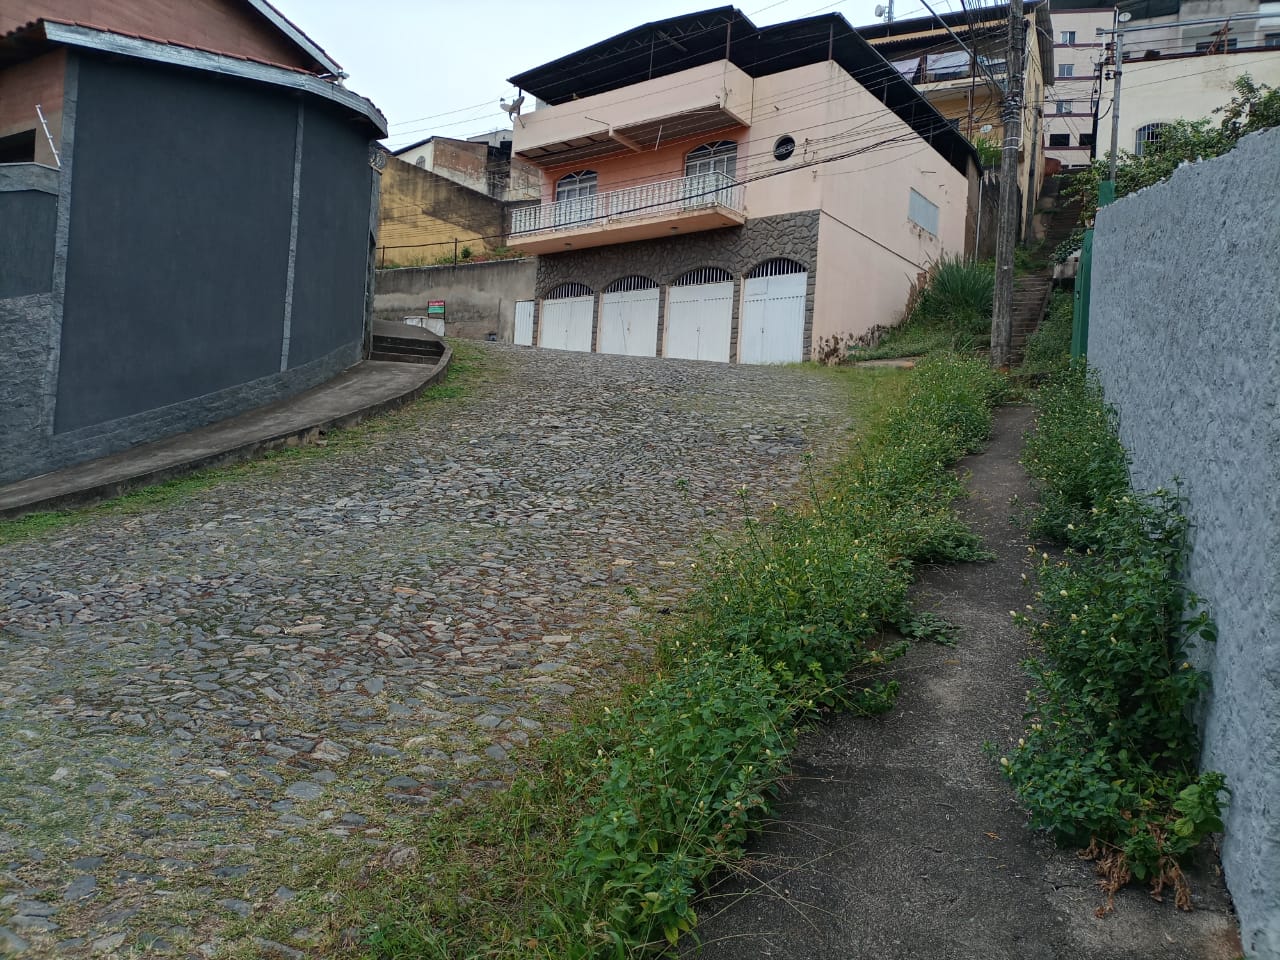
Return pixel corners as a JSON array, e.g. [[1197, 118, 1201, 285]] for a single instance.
[[874, 0, 895, 22], [500, 93, 526, 128], [35, 104, 60, 167]]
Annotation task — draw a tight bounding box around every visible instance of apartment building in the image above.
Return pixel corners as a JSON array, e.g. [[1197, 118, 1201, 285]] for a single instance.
[[1044, 5, 1113, 166], [505, 6, 980, 365]]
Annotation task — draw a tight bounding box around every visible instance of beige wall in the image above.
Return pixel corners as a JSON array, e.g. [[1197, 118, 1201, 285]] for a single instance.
[[0, 50, 64, 167], [1097, 49, 1280, 155], [377, 157, 505, 266], [1044, 9, 1113, 167], [515, 60, 755, 155]]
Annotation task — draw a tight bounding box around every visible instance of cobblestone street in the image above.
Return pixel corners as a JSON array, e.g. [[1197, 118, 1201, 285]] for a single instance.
[[0, 345, 854, 958]]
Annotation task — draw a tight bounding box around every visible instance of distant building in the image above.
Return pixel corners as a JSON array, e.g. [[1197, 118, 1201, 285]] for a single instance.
[[504, 6, 980, 364], [1048, 0, 1280, 166], [0, 3, 386, 485], [858, 1, 1055, 237], [392, 132, 539, 202]]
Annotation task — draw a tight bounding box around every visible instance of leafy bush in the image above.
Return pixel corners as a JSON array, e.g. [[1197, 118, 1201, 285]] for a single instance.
[[912, 256, 994, 336], [545, 355, 1006, 954], [1067, 74, 1280, 226], [1004, 364, 1227, 912]]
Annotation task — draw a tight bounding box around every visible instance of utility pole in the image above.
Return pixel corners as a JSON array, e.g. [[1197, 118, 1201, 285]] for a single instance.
[[989, 0, 1024, 369], [1108, 11, 1126, 181]]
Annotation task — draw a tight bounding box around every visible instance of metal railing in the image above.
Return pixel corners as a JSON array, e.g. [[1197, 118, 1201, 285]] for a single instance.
[[510, 172, 744, 236]]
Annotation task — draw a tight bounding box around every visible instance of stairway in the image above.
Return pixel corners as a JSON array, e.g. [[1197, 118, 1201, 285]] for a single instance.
[[370, 320, 447, 365], [1009, 274, 1054, 364]]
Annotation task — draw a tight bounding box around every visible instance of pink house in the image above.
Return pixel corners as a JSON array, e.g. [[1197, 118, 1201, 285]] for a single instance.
[[507, 6, 981, 363]]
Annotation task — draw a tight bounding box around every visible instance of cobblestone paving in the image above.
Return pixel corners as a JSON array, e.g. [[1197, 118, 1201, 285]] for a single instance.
[[0, 345, 854, 958]]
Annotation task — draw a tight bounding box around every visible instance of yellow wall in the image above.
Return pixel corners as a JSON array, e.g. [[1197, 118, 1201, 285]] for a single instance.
[[376, 158, 504, 266]]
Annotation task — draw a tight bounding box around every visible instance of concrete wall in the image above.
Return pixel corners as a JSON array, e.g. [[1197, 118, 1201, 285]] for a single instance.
[[1089, 127, 1280, 960], [0, 51, 376, 486], [0, 0, 317, 71], [374, 257, 537, 342], [0, 164, 58, 299], [377, 157, 506, 265]]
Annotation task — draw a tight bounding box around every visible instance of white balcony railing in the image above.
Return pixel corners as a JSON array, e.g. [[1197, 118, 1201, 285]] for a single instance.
[[511, 172, 744, 236]]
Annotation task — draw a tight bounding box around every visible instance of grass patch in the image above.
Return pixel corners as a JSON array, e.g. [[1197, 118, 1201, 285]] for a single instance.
[[1016, 290, 1073, 381], [0, 341, 488, 546], [848, 257, 993, 362], [267, 355, 1005, 959], [999, 362, 1226, 913]]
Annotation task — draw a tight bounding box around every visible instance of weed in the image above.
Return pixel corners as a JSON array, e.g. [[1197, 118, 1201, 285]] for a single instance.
[[1017, 290, 1073, 380], [1001, 362, 1226, 912]]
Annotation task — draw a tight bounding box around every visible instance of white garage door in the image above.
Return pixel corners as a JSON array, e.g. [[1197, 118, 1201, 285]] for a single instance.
[[739, 259, 807, 365], [665, 267, 733, 363], [514, 299, 534, 346], [598, 277, 659, 357], [539, 283, 594, 352]]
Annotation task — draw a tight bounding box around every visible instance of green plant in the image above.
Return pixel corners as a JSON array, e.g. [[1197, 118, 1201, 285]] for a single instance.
[[1065, 74, 1280, 226], [973, 135, 1002, 169], [1002, 363, 1226, 913], [460, 246, 473, 260], [1017, 290, 1073, 379]]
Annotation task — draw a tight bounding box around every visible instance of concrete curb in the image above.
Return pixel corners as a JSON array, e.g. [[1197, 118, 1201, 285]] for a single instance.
[[0, 346, 452, 519]]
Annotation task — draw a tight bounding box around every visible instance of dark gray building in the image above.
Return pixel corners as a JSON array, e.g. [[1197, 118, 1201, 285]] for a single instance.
[[0, 19, 387, 486]]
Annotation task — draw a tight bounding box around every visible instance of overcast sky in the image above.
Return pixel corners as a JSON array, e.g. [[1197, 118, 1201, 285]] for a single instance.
[[269, 0, 940, 150]]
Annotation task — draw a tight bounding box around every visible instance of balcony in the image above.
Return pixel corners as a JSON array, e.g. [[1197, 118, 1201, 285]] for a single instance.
[[509, 172, 746, 254]]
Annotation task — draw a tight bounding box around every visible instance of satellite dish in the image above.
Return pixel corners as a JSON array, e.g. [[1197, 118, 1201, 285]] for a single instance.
[[500, 94, 526, 127], [980, 123, 994, 133], [1118, 11, 1132, 21], [875, 4, 886, 16]]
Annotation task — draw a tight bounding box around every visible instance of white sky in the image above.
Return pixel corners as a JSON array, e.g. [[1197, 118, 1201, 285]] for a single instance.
[[268, 0, 943, 150]]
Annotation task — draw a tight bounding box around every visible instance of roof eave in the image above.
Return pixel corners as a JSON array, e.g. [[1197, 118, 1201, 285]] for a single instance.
[[245, 0, 343, 76]]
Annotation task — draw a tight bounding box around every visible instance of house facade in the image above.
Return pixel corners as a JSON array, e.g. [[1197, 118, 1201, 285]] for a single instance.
[[506, 7, 979, 365], [1043, 4, 1113, 166], [859, 1, 1054, 235], [0, 4, 385, 486]]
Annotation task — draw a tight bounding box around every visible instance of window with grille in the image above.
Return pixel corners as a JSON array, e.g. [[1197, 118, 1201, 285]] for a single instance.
[[414, 156, 426, 168], [555, 171, 598, 202], [907, 189, 939, 236], [747, 259, 806, 278], [1134, 122, 1168, 156], [545, 282, 593, 299], [672, 267, 732, 286], [604, 276, 658, 293], [1048, 133, 1071, 147]]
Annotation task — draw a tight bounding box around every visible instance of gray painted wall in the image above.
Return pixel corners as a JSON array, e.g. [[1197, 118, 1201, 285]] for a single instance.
[[1089, 127, 1280, 960], [0, 167, 58, 299], [374, 257, 537, 341], [533, 211, 820, 361], [0, 52, 376, 486]]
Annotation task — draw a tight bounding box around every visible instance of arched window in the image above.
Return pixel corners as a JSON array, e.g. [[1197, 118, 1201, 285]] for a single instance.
[[672, 267, 733, 287], [1134, 122, 1169, 156], [604, 276, 658, 293], [545, 282, 593, 299], [747, 258, 806, 278], [414, 155, 427, 168], [684, 141, 738, 180], [555, 170, 598, 202]]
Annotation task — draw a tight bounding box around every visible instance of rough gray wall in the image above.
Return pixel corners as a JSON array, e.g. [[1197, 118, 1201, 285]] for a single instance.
[[374, 257, 537, 341], [533, 211, 820, 361], [1089, 127, 1280, 960]]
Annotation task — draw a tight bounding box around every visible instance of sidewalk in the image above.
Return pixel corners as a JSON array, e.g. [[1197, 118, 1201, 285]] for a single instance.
[[684, 406, 1241, 960], [0, 350, 450, 519]]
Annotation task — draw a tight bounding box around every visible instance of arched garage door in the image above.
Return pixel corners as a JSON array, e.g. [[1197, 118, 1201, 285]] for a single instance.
[[539, 283, 594, 352], [665, 267, 733, 363], [739, 259, 807, 364], [598, 276, 659, 357]]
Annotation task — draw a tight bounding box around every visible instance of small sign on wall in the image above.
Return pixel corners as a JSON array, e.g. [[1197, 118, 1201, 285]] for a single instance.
[[427, 300, 446, 319]]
